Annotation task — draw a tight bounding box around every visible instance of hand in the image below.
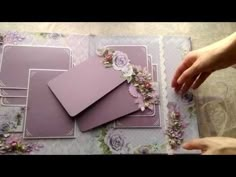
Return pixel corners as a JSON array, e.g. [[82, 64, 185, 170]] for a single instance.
[[171, 32, 236, 93], [183, 137, 236, 155]]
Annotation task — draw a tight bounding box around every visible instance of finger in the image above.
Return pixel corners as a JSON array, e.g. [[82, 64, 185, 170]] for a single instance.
[[180, 74, 200, 94], [177, 63, 200, 85], [182, 139, 207, 151], [202, 151, 215, 155], [174, 83, 182, 93], [171, 53, 196, 88], [191, 72, 211, 89]]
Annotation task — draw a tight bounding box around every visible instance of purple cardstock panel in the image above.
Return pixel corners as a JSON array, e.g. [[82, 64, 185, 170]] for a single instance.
[[48, 56, 126, 117], [24, 70, 75, 139], [0, 45, 71, 88]]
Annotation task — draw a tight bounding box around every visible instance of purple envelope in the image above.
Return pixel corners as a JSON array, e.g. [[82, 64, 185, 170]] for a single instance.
[[24, 69, 75, 139]]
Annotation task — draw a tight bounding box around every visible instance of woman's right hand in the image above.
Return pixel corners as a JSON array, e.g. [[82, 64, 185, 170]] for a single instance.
[[171, 32, 236, 94]]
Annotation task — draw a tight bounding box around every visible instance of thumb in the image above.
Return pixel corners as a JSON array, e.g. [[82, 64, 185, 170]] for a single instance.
[[182, 139, 208, 151]]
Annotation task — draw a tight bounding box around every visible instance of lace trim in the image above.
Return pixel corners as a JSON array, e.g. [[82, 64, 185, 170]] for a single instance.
[[159, 36, 173, 154]]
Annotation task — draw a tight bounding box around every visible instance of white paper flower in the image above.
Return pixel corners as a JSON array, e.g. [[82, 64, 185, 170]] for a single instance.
[[122, 64, 133, 78], [112, 51, 130, 70]]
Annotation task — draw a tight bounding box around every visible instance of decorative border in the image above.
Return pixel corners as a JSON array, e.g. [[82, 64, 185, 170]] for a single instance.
[[159, 36, 172, 154]]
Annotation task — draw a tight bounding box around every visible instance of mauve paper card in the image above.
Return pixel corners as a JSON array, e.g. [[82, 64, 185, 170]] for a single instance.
[[48, 56, 125, 117], [0, 45, 72, 90], [76, 45, 151, 131], [24, 69, 75, 139]]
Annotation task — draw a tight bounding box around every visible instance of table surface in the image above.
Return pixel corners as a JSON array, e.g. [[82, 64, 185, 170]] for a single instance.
[[0, 22, 236, 138]]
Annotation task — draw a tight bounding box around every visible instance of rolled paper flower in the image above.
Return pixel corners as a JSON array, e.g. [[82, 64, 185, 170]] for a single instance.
[[112, 51, 130, 70], [145, 82, 152, 89], [105, 54, 113, 62]]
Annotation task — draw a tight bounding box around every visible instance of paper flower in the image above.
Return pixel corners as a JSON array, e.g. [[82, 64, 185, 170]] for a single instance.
[[112, 51, 130, 70], [166, 102, 187, 150], [0, 129, 43, 154], [181, 91, 193, 103], [122, 64, 134, 78]]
